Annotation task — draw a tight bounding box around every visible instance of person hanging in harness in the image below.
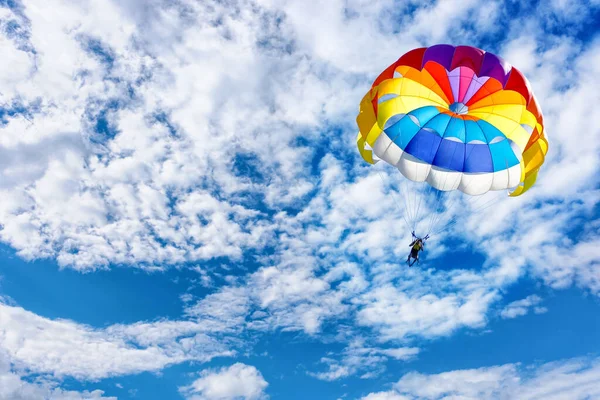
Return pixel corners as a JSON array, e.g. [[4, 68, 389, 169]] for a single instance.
[[407, 231, 428, 266]]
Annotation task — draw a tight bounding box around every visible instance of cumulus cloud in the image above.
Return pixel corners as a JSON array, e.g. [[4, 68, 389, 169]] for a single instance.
[[0, 0, 599, 395], [0, 0, 596, 312], [361, 392, 410, 400], [179, 363, 268, 400], [356, 283, 498, 341], [361, 357, 600, 400], [0, 0, 282, 270]]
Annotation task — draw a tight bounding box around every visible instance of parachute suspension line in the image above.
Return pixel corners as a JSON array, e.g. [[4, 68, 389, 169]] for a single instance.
[[437, 158, 511, 235], [407, 173, 417, 231], [424, 189, 437, 236], [434, 202, 462, 235], [422, 187, 434, 236], [427, 192, 447, 237], [425, 139, 461, 237], [431, 170, 478, 236], [473, 192, 505, 214], [424, 187, 439, 236], [404, 176, 419, 230], [432, 220, 458, 236], [472, 192, 506, 214], [432, 192, 505, 236], [462, 188, 500, 216], [469, 192, 504, 215], [401, 175, 416, 230], [470, 193, 504, 214], [412, 160, 420, 233], [375, 168, 412, 232], [429, 192, 456, 237], [434, 189, 506, 236], [431, 172, 505, 237], [428, 187, 451, 236], [425, 128, 455, 237], [400, 178, 411, 228], [425, 187, 444, 237], [397, 177, 411, 227], [413, 184, 425, 234]]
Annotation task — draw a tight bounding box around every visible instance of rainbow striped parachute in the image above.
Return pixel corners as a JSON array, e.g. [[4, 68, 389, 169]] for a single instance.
[[357, 44, 548, 197]]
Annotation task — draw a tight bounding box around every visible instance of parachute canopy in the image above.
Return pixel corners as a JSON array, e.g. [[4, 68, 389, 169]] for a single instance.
[[357, 44, 548, 197]]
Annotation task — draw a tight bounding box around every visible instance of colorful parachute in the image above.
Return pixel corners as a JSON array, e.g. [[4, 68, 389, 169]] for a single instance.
[[357, 44, 548, 197]]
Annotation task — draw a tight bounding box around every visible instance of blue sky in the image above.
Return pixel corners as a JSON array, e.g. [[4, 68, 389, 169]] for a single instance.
[[0, 0, 599, 399]]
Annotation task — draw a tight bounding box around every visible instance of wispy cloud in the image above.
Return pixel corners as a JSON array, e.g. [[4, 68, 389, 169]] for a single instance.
[[309, 339, 419, 381], [0, 301, 233, 380], [0, 351, 115, 400], [500, 295, 546, 319]]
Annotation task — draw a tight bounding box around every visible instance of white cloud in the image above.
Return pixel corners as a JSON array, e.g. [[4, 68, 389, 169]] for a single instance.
[[0, 0, 518, 272], [309, 339, 419, 381], [361, 392, 410, 400], [546, 0, 600, 24], [184, 286, 251, 332], [0, 0, 595, 314], [180, 363, 268, 400], [0, 301, 233, 380], [392, 365, 518, 399], [0, 0, 287, 270], [362, 357, 600, 400], [379, 347, 421, 360], [0, 351, 115, 400], [0, 0, 599, 395], [248, 263, 348, 335], [356, 281, 498, 341], [500, 295, 545, 319], [404, 0, 502, 42]]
